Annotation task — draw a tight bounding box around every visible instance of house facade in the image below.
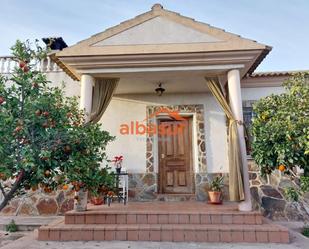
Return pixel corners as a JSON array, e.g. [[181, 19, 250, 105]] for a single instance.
[[1, 4, 307, 220]]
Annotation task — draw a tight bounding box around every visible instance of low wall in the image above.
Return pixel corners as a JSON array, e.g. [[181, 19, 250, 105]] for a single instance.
[[1, 189, 74, 216], [248, 160, 309, 221], [127, 173, 230, 201], [1, 160, 309, 221]]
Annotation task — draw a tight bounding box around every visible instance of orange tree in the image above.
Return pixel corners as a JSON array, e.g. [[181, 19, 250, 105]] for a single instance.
[[252, 73, 309, 176], [0, 40, 114, 210]]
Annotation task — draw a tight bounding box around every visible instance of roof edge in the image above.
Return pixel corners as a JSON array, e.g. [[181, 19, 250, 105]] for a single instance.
[[247, 69, 309, 78], [246, 46, 272, 75]]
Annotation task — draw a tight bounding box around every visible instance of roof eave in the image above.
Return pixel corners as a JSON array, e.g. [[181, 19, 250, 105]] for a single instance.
[[246, 46, 272, 76]]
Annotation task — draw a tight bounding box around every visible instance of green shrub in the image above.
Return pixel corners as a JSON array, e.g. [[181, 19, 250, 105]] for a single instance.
[[300, 176, 309, 193], [284, 187, 299, 202], [302, 223, 309, 237], [251, 73, 309, 176], [6, 220, 17, 232]]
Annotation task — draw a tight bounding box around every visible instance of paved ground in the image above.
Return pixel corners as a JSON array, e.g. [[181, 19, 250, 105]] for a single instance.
[[0, 216, 58, 231], [0, 225, 308, 249]]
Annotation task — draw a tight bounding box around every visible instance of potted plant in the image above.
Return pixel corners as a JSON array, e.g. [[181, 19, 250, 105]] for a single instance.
[[208, 174, 224, 204], [90, 167, 115, 206], [90, 191, 104, 205], [68, 164, 114, 211], [112, 155, 123, 174]]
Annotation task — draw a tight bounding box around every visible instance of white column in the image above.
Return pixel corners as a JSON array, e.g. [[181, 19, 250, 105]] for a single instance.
[[80, 74, 94, 122], [227, 69, 252, 212]]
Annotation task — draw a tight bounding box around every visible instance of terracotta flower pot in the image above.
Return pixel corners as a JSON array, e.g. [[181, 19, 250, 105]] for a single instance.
[[91, 196, 104, 205], [208, 191, 222, 204]]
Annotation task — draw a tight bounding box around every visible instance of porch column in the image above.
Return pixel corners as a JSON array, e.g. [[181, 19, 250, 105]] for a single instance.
[[80, 74, 94, 122], [227, 69, 252, 212]]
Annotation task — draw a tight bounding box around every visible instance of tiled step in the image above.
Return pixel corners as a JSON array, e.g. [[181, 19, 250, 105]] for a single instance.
[[156, 194, 196, 202], [38, 220, 289, 243], [65, 210, 263, 225]]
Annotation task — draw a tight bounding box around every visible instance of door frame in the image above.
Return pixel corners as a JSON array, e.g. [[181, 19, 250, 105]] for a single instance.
[[156, 114, 195, 194]]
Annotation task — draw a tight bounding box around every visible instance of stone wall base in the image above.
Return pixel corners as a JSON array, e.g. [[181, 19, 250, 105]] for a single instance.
[[248, 160, 309, 221], [127, 173, 230, 202], [1, 161, 309, 221], [1, 189, 74, 216]]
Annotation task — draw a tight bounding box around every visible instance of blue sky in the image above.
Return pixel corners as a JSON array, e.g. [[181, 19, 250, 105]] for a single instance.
[[0, 0, 308, 72]]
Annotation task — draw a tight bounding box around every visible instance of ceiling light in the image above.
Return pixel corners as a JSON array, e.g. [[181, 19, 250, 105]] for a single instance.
[[155, 83, 165, 96]]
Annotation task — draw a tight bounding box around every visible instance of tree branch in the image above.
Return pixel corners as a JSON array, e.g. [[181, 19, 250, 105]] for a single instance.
[[0, 170, 25, 211], [0, 182, 6, 198]]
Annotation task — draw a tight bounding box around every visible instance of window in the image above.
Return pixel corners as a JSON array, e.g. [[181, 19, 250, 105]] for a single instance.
[[242, 101, 256, 155]]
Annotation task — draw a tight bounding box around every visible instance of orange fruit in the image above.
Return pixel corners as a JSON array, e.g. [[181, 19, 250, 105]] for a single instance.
[[278, 165, 286, 172], [62, 184, 69, 191]]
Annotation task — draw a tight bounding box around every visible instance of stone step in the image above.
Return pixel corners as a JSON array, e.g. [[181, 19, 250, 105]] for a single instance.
[[38, 220, 289, 243], [65, 210, 263, 225]]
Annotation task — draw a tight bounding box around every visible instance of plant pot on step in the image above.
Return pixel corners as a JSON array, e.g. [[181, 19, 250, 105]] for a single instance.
[[74, 190, 88, 211], [91, 196, 104, 205], [208, 191, 222, 204], [207, 174, 224, 204]]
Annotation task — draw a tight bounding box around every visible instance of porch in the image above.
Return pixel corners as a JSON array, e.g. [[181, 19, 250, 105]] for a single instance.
[[49, 4, 273, 211], [38, 202, 289, 243]]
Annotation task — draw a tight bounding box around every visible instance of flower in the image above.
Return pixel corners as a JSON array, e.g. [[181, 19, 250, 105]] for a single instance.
[[112, 155, 123, 168]]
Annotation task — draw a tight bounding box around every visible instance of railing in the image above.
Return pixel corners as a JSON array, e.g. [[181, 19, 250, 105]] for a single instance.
[[0, 56, 62, 74]]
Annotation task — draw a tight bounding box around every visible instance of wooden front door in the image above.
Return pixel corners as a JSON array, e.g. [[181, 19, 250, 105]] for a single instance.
[[158, 118, 193, 194]]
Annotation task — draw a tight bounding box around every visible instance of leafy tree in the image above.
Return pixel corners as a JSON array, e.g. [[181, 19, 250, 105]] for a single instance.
[[0, 40, 114, 210], [252, 73, 309, 176]]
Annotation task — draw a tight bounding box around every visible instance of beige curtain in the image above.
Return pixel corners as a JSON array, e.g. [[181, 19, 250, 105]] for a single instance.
[[206, 77, 245, 201], [89, 78, 119, 123]]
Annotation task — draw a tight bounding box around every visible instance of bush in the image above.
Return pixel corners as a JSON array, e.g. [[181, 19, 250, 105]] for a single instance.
[[300, 176, 309, 193], [302, 223, 309, 237], [252, 73, 309, 176], [6, 220, 17, 232], [284, 187, 299, 202]]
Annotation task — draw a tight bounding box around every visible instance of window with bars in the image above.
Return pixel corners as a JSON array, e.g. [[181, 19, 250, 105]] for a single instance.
[[242, 101, 256, 155]]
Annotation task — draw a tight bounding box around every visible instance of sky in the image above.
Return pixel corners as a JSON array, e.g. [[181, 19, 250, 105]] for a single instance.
[[0, 0, 308, 72]]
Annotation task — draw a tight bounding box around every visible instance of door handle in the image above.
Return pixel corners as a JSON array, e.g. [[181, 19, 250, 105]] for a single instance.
[[161, 154, 165, 159]]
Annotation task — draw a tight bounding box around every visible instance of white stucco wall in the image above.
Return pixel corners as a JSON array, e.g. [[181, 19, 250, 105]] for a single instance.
[[45, 72, 80, 97], [99, 86, 286, 174], [99, 93, 229, 174], [241, 86, 285, 101], [42, 71, 286, 175]]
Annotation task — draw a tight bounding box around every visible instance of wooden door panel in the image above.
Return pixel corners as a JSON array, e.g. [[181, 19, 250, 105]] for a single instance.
[[159, 118, 193, 194], [166, 171, 174, 186], [178, 171, 186, 186]]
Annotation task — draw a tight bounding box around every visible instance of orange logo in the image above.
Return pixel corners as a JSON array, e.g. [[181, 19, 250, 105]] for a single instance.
[[119, 107, 187, 136]]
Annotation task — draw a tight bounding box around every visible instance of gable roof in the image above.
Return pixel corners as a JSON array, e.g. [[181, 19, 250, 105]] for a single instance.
[[56, 4, 271, 57]]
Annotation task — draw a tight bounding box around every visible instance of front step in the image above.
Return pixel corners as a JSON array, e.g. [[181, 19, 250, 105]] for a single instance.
[[65, 210, 262, 225], [38, 202, 290, 243], [38, 221, 289, 243]]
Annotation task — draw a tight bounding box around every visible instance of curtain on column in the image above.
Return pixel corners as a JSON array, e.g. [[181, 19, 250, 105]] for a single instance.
[[205, 77, 245, 201], [89, 78, 119, 123]]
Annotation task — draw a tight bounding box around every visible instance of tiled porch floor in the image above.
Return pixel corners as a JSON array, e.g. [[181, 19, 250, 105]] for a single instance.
[[78, 201, 238, 213]]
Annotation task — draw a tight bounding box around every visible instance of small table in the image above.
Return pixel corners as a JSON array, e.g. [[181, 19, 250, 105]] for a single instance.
[[106, 172, 128, 206]]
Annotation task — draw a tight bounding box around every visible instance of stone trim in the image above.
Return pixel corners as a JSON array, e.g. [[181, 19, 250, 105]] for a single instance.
[[128, 172, 229, 202], [146, 104, 206, 173]]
